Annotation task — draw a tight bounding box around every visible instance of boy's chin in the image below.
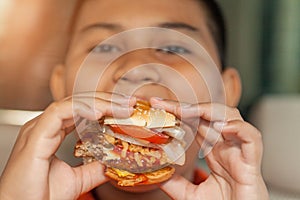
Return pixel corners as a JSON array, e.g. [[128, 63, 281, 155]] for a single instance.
[[108, 179, 162, 193]]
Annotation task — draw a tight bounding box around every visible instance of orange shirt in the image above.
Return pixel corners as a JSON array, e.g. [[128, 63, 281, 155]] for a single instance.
[[78, 168, 208, 200]]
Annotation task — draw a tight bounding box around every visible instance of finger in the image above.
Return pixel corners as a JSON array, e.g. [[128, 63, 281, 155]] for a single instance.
[[22, 99, 134, 160], [9, 116, 41, 155], [197, 121, 223, 158], [196, 132, 215, 159], [198, 120, 222, 145], [61, 116, 80, 134], [151, 98, 224, 158], [160, 174, 199, 200], [73, 161, 108, 196], [150, 98, 242, 122], [71, 91, 136, 106], [72, 97, 135, 119], [19, 116, 39, 137], [64, 92, 136, 120], [29, 100, 98, 155], [150, 98, 202, 130], [36, 99, 134, 138], [48, 158, 108, 199], [150, 98, 190, 119], [214, 120, 263, 165]]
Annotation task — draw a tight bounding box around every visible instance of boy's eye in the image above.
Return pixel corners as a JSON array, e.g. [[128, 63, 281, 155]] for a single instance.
[[157, 45, 191, 54], [91, 44, 121, 53]]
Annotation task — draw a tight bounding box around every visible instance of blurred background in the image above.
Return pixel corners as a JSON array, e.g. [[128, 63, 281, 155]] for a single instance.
[[219, 0, 300, 115], [0, 0, 299, 199], [220, 0, 300, 199]]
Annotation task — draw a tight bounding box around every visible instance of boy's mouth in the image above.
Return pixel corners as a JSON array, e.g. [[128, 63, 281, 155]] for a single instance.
[[129, 84, 178, 102]]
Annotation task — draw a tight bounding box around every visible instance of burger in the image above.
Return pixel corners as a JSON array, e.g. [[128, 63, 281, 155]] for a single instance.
[[74, 101, 186, 187]]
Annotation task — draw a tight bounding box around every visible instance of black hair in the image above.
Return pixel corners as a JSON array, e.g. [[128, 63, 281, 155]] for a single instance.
[[196, 0, 226, 69]]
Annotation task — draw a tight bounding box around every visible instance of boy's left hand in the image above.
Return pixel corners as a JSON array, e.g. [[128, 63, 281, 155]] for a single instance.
[[150, 98, 269, 200]]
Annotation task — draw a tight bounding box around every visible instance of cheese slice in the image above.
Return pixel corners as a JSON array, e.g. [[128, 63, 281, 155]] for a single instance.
[[104, 107, 176, 128]]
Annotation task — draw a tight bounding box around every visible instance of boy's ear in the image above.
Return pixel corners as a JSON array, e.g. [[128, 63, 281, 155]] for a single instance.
[[50, 64, 66, 101], [222, 67, 242, 107]]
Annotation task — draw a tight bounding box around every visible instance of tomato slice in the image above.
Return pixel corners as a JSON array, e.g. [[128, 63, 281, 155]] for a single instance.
[[144, 131, 170, 144], [109, 125, 170, 144]]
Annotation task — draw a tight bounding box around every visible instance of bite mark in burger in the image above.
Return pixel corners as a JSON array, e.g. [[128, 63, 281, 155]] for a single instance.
[[74, 101, 186, 187]]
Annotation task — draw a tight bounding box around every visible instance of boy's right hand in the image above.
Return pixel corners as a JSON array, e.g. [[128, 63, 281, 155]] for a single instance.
[[0, 92, 136, 200], [150, 98, 269, 200]]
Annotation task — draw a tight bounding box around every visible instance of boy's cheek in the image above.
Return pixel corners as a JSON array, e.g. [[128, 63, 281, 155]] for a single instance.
[[63, 55, 216, 103]]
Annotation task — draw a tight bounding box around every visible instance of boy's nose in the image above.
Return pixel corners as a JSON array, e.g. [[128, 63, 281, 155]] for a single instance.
[[117, 65, 160, 84], [113, 51, 161, 84]]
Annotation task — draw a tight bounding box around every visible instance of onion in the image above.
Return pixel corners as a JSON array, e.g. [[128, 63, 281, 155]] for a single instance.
[[104, 126, 157, 148], [104, 125, 186, 166], [158, 139, 185, 166], [159, 126, 185, 140]]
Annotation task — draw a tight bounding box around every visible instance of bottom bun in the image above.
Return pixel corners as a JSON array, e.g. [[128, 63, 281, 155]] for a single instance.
[[105, 166, 175, 187]]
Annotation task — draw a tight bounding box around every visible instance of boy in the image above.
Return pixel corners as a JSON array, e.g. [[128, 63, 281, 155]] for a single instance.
[[0, 0, 269, 199]]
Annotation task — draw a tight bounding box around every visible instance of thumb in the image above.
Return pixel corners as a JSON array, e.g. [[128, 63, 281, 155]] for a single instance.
[[74, 161, 108, 195], [160, 174, 198, 200]]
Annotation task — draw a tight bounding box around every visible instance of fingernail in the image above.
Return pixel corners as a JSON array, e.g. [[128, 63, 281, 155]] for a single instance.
[[120, 103, 131, 107], [213, 121, 227, 131], [92, 109, 103, 119], [180, 103, 192, 108], [93, 108, 102, 114], [152, 104, 165, 110], [119, 106, 134, 113], [198, 149, 205, 159], [122, 94, 133, 99], [152, 97, 164, 101], [113, 93, 132, 99]]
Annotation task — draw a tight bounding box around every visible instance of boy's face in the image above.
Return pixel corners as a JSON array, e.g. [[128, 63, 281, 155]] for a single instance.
[[54, 0, 227, 103], [51, 0, 241, 193]]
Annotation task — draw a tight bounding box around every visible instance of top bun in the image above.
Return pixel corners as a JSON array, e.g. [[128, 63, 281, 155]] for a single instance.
[[104, 101, 176, 128]]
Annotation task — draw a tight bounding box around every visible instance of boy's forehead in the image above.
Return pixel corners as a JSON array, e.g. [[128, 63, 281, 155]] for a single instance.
[[74, 0, 205, 32]]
